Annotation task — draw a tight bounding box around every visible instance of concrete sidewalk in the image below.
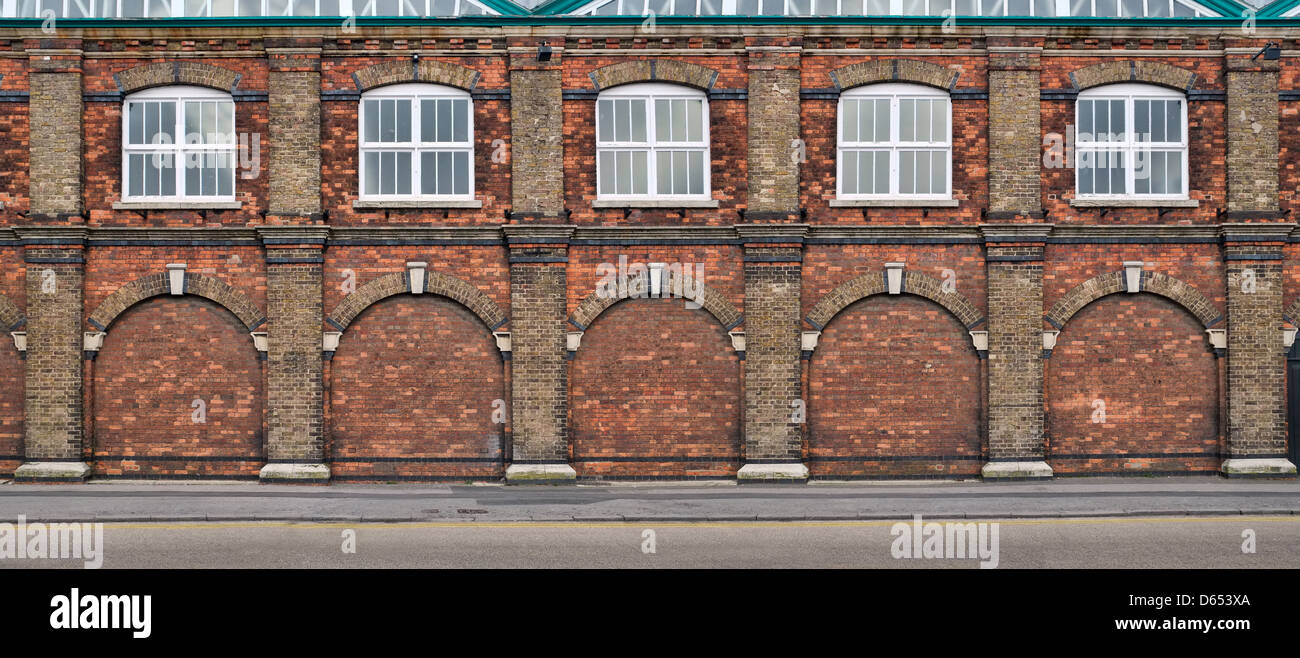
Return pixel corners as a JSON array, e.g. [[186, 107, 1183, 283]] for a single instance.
[[0, 476, 1297, 522]]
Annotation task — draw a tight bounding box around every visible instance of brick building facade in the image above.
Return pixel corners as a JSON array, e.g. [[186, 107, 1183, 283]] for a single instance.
[[0, 0, 1297, 483]]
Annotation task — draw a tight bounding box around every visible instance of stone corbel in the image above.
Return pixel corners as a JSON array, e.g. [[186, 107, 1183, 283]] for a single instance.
[[1284, 327, 1297, 350], [800, 330, 820, 359], [564, 331, 581, 360], [1206, 329, 1227, 356], [969, 330, 988, 358], [83, 331, 105, 360], [250, 331, 268, 361], [729, 330, 745, 359], [1042, 330, 1060, 359], [494, 331, 513, 360], [10, 331, 26, 356], [322, 331, 342, 360]]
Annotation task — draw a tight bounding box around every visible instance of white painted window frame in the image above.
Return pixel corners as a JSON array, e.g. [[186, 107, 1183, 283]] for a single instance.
[[357, 83, 476, 202], [121, 85, 237, 202], [836, 82, 952, 202], [595, 82, 712, 203], [1074, 83, 1189, 201]]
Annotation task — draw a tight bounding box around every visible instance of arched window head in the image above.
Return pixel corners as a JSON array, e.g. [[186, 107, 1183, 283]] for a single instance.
[[595, 82, 711, 202], [122, 86, 236, 201], [358, 83, 475, 201], [837, 82, 952, 200], [1075, 83, 1188, 200]]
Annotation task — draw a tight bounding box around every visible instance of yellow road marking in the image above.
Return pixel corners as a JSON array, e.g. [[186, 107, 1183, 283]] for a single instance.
[[97, 516, 1300, 531]]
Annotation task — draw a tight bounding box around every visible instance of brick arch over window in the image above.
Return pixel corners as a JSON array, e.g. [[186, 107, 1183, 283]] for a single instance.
[[805, 271, 984, 331], [569, 269, 741, 331], [829, 60, 961, 92], [1069, 60, 1198, 92], [351, 60, 481, 92], [87, 273, 265, 333], [1044, 270, 1222, 331], [0, 293, 23, 332], [1282, 298, 1300, 327], [326, 270, 506, 332], [114, 62, 242, 94], [588, 61, 720, 91]]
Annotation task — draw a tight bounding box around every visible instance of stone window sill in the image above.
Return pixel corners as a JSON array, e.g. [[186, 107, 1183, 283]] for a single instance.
[[829, 199, 959, 208], [1069, 198, 1199, 208], [113, 200, 243, 210], [353, 199, 483, 209], [592, 199, 720, 209]]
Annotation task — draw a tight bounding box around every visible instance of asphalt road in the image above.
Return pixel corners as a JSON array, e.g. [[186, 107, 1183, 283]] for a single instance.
[[6, 516, 1297, 568]]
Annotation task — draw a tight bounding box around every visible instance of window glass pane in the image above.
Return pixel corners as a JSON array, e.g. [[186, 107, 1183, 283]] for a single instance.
[[380, 152, 395, 194], [843, 151, 858, 195], [268, 0, 288, 14], [700, 0, 722, 13], [1069, 0, 1089, 15], [1150, 100, 1165, 142], [1120, 0, 1140, 15], [671, 151, 686, 194], [128, 154, 144, 197], [874, 151, 888, 194], [875, 99, 889, 141], [860, 151, 874, 193], [981, 0, 1003, 14], [671, 99, 687, 141], [915, 150, 931, 194], [380, 99, 395, 141], [185, 102, 201, 144], [1110, 151, 1124, 194], [686, 100, 702, 143], [1148, 0, 1169, 16], [320, 0, 340, 14], [599, 151, 615, 194], [421, 99, 436, 143], [898, 151, 913, 193], [1166, 100, 1181, 142], [900, 99, 915, 142], [928, 0, 947, 15], [616, 151, 631, 194], [202, 102, 217, 143], [736, 0, 757, 12], [865, 0, 887, 11], [186, 0, 208, 16], [1096, 0, 1115, 15], [813, 0, 836, 13], [630, 99, 647, 142], [364, 152, 379, 195], [1078, 100, 1093, 141], [687, 150, 704, 195], [1034, 0, 1053, 14], [843, 100, 859, 142], [218, 102, 234, 143], [435, 98, 451, 142], [453, 151, 469, 195], [956, 0, 976, 12], [394, 99, 411, 143], [1007, 0, 1029, 13], [654, 99, 669, 143], [657, 150, 672, 194], [632, 151, 648, 195], [649, 0, 669, 13], [598, 100, 615, 143], [789, 0, 811, 14], [916, 99, 932, 142], [932, 100, 945, 143], [421, 151, 436, 195], [238, 0, 260, 14], [1110, 100, 1124, 141], [453, 99, 468, 143], [129, 103, 144, 145], [432, 151, 449, 196], [1173, 1, 1192, 17], [932, 151, 946, 194], [1094, 100, 1108, 139], [615, 100, 631, 142], [364, 100, 380, 142], [292, 0, 313, 14], [1134, 100, 1150, 141], [901, 0, 924, 13], [1167, 151, 1182, 194], [1135, 150, 1150, 194], [396, 152, 412, 195], [1079, 151, 1094, 194], [760, 0, 781, 13], [429, 0, 455, 13]]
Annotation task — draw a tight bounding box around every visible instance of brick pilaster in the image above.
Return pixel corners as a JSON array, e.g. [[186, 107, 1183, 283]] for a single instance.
[[508, 41, 564, 219], [981, 224, 1052, 480], [1224, 48, 1279, 214], [267, 43, 322, 217], [15, 229, 88, 482], [745, 41, 800, 215], [1220, 226, 1297, 476], [504, 225, 573, 483], [987, 42, 1042, 217], [258, 228, 328, 482], [737, 224, 806, 482], [28, 45, 83, 220]]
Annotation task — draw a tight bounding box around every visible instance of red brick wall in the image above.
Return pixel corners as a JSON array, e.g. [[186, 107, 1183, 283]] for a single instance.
[[91, 296, 264, 478], [329, 294, 505, 481], [1046, 293, 1220, 475], [0, 346, 22, 476], [809, 294, 982, 478], [571, 297, 741, 479]]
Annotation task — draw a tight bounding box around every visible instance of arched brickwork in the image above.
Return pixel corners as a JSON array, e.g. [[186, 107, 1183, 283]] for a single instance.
[[92, 296, 264, 478], [1046, 293, 1220, 475], [588, 60, 720, 91], [0, 292, 23, 332], [329, 295, 505, 481], [1283, 297, 1300, 327], [829, 59, 961, 92], [808, 294, 983, 478], [569, 268, 741, 331], [571, 297, 741, 479], [326, 270, 507, 332], [1069, 60, 1197, 92], [352, 60, 481, 92], [805, 270, 984, 331], [114, 61, 242, 93], [87, 272, 265, 334], [1044, 269, 1221, 331]]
